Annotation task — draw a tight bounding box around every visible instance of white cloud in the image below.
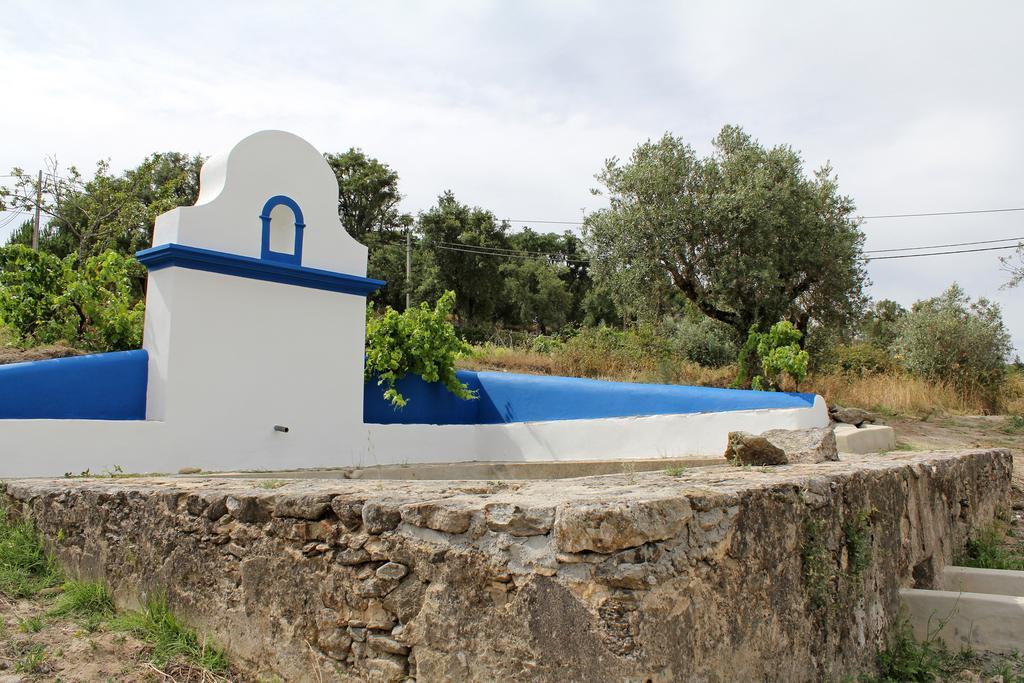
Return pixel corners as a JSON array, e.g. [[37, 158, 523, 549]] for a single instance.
[[1, 0, 1023, 352]]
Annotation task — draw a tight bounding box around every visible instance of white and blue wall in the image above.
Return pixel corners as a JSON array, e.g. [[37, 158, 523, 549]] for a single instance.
[[0, 131, 828, 477]]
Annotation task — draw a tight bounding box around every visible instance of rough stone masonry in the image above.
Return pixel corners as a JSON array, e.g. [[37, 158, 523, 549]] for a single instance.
[[2, 449, 1013, 682]]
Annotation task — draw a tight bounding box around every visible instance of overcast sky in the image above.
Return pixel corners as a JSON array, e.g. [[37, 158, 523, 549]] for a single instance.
[[2, 1, 1022, 352]]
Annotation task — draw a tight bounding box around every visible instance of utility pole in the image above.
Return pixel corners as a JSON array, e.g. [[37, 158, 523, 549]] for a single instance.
[[32, 170, 42, 251], [405, 228, 412, 310]]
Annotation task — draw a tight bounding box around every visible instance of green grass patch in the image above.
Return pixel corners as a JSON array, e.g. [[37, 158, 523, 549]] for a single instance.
[[958, 522, 1024, 571], [1003, 415, 1024, 434], [868, 618, 948, 682], [111, 595, 229, 673], [664, 465, 687, 477], [856, 616, 1024, 682], [0, 504, 62, 598], [17, 615, 43, 633], [50, 580, 115, 629], [256, 479, 287, 489], [14, 643, 47, 674]]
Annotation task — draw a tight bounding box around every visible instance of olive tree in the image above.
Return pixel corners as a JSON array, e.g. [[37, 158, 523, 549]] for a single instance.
[[585, 126, 868, 340], [893, 283, 1012, 410]]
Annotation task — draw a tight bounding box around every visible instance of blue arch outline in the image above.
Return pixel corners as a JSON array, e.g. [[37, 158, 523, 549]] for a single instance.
[[260, 195, 305, 265]]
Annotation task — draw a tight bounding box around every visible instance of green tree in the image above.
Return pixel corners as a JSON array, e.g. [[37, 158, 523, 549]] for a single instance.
[[0, 245, 144, 351], [859, 299, 907, 349], [893, 284, 1012, 410], [325, 149, 413, 309], [585, 126, 868, 340], [500, 258, 572, 333], [415, 192, 509, 323], [2, 153, 203, 262]]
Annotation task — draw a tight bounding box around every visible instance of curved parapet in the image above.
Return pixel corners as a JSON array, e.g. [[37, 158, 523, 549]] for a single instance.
[[150, 130, 368, 276]]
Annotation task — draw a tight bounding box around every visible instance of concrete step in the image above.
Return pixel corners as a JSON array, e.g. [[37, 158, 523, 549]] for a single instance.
[[834, 423, 896, 454], [900, 573, 1024, 654], [940, 565, 1024, 597]]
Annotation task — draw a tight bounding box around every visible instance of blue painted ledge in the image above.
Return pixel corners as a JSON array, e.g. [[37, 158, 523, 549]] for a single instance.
[[0, 350, 148, 420], [137, 243, 385, 296], [364, 370, 817, 425]]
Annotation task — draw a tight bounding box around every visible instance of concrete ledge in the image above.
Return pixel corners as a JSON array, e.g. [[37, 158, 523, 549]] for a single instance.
[[900, 587, 1024, 654], [206, 457, 727, 481], [941, 565, 1024, 597], [835, 423, 897, 454]]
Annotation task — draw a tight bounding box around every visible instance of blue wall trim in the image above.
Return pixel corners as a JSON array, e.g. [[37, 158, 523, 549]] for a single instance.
[[137, 243, 385, 297], [0, 350, 148, 420], [260, 195, 305, 265], [365, 370, 818, 425]]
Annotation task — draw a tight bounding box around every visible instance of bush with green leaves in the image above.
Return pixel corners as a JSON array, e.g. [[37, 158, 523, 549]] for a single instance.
[[667, 314, 739, 368], [893, 284, 1012, 411], [822, 342, 898, 377], [738, 321, 810, 391], [0, 245, 144, 352], [365, 290, 476, 408]]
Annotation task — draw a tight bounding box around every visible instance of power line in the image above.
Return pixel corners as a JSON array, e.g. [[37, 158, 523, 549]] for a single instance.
[[502, 218, 584, 225], [864, 235, 1024, 254], [426, 240, 590, 264], [433, 238, 585, 259], [501, 205, 1024, 226], [865, 244, 1020, 261], [412, 235, 1019, 265], [859, 207, 1024, 220]]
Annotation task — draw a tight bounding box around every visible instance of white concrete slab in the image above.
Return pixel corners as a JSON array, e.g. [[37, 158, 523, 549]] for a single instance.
[[835, 423, 896, 454], [900, 587, 1024, 654], [941, 566, 1024, 597]]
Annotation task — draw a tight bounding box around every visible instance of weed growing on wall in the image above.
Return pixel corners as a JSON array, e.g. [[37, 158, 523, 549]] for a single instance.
[[844, 508, 875, 580], [801, 507, 876, 611], [801, 518, 833, 609], [365, 290, 476, 407]]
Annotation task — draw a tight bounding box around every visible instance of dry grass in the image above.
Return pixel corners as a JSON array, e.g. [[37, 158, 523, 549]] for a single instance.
[[806, 373, 988, 416], [460, 344, 736, 387], [462, 344, 1024, 417], [0, 344, 82, 366]]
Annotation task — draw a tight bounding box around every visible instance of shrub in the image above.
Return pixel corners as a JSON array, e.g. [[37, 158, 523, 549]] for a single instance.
[[822, 342, 898, 377], [0, 245, 144, 352], [556, 323, 672, 378], [893, 284, 1012, 411], [529, 334, 564, 354], [738, 321, 809, 391], [666, 315, 738, 368], [365, 290, 476, 407]]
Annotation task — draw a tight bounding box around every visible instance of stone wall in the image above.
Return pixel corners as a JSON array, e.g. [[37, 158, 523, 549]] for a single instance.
[[3, 449, 1012, 682]]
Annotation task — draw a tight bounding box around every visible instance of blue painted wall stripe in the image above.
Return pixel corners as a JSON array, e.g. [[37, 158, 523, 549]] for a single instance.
[[0, 350, 148, 420], [137, 243, 385, 296], [364, 369, 817, 425]]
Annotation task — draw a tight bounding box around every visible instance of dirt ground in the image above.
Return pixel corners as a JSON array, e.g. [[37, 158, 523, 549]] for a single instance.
[[0, 594, 159, 682]]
